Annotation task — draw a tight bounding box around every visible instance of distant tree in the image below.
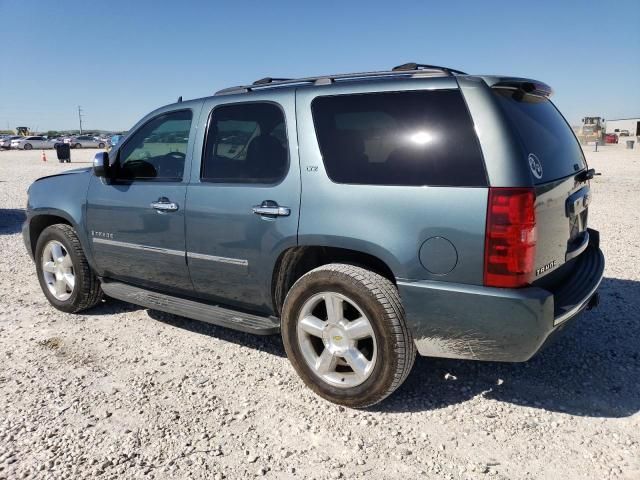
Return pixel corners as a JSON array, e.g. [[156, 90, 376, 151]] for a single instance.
[[0, 129, 14, 135]]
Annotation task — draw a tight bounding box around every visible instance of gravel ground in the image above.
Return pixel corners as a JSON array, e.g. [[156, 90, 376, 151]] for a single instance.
[[0, 145, 639, 480]]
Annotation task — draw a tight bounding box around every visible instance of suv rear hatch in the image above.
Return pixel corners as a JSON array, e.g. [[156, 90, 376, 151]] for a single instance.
[[492, 85, 591, 285]]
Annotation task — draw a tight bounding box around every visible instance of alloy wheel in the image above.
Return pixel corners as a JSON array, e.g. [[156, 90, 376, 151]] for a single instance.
[[41, 240, 75, 301], [296, 292, 377, 388]]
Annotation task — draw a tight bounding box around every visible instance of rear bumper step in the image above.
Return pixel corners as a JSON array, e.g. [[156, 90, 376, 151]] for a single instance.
[[101, 281, 280, 335], [551, 231, 604, 326]]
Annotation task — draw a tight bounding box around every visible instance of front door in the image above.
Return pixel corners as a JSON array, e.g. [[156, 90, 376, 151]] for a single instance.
[[185, 96, 300, 312], [86, 107, 199, 294]]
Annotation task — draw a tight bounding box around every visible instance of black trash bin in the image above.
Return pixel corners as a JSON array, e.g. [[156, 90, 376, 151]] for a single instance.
[[54, 143, 71, 163]]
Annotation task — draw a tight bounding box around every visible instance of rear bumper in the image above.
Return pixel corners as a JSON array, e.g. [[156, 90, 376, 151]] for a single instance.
[[398, 229, 604, 362]]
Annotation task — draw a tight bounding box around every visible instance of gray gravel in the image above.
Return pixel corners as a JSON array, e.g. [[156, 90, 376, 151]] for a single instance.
[[0, 145, 639, 480]]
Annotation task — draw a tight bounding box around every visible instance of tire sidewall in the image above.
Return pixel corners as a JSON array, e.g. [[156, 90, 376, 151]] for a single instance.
[[282, 268, 401, 407], [35, 226, 85, 312]]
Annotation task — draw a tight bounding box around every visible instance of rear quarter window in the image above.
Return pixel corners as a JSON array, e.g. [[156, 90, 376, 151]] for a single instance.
[[311, 90, 487, 187]]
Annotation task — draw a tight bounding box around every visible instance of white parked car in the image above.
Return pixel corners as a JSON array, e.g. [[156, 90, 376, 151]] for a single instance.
[[11, 136, 53, 150], [0, 135, 22, 149], [67, 135, 106, 149]]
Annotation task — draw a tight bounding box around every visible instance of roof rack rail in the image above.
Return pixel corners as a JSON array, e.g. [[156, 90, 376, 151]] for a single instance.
[[392, 63, 467, 75], [215, 63, 467, 96], [252, 77, 292, 85]]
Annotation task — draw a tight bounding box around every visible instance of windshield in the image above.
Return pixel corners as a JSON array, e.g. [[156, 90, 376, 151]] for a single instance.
[[494, 89, 586, 184]]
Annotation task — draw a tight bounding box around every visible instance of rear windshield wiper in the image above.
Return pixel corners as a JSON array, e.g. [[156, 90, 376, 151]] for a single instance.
[[576, 168, 601, 182]]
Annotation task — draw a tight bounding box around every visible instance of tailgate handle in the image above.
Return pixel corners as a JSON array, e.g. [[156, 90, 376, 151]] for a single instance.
[[565, 231, 590, 262], [566, 187, 591, 217]]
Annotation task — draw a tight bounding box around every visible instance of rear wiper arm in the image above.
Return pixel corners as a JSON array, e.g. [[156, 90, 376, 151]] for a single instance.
[[576, 168, 601, 182]]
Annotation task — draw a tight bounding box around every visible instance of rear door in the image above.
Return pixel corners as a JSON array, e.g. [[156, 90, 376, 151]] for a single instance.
[[492, 88, 590, 281], [185, 93, 300, 313]]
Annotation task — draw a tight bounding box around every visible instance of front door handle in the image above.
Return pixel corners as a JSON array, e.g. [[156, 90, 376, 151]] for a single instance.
[[252, 200, 290, 217], [151, 197, 179, 212]]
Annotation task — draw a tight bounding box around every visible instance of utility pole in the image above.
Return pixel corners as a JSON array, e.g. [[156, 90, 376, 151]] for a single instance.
[[78, 106, 84, 134]]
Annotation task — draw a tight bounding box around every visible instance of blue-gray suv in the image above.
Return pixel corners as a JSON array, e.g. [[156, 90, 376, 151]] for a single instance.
[[23, 63, 604, 407]]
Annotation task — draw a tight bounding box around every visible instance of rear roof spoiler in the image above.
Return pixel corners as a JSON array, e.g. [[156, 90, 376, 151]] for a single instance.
[[483, 77, 553, 98]]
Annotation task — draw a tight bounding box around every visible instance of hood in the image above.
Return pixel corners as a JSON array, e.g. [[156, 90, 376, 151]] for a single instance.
[[34, 167, 92, 183]]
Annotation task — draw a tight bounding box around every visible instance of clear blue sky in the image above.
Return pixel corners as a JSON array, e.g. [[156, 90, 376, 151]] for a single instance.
[[0, 0, 638, 132]]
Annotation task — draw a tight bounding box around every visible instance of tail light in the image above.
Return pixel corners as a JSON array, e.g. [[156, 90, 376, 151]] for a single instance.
[[484, 187, 536, 288]]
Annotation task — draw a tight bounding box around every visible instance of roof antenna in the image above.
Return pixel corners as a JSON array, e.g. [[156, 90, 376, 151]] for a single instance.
[[177, 96, 183, 103]]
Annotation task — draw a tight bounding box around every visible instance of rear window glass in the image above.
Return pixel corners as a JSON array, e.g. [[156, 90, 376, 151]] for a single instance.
[[493, 89, 586, 183], [311, 90, 487, 187]]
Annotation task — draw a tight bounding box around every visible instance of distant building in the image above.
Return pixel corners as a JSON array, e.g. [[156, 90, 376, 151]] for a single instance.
[[605, 118, 640, 136]]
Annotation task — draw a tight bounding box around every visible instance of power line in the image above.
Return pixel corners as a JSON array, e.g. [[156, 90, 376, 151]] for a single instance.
[[78, 106, 84, 134]]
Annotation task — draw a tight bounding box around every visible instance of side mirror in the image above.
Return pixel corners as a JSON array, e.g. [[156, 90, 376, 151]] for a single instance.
[[93, 151, 109, 178]]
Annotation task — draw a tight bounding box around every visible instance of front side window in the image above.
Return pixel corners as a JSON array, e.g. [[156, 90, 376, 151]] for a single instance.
[[115, 110, 192, 181], [312, 90, 487, 187], [201, 102, 288, 183]]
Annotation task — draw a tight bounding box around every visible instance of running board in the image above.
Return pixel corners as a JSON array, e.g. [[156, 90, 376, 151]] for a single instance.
[[101, 281, 280, 335]]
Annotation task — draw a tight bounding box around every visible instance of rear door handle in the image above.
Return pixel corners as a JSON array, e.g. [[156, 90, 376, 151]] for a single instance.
[[252, 200, 290, 217], [151, 197, 179, 212]]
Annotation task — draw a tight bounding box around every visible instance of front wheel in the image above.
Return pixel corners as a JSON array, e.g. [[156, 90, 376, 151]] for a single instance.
[[281, 264, 416, 408], [35, 224, 102, 313], [98, 142, 105, 148], [23, 143, 33, 150], [74, 143, 82, 149]]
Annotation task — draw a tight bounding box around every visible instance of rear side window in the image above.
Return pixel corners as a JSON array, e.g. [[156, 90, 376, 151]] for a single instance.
[[311, 90, 486, 187], [493, 89, 586, 184], [201, 102, 288, 184]]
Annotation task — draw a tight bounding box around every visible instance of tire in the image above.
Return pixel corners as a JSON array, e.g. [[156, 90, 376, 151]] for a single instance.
[[281, 263, 416, 408], [24, 143, 32, 150], [98, 142, 105, 148], [35, 224, 102, 313], [74, 143, 82, 149]]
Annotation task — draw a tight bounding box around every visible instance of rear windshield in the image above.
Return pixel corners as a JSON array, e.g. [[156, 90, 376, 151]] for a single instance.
[[312, 90, 487, 187], [493, 89, 586, 184]]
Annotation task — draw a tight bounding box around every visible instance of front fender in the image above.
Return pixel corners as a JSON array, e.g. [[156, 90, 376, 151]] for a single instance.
[[25, 170, 94, 268]]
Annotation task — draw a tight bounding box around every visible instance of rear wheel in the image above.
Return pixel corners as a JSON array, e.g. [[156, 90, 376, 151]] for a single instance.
[[281, 264, 415, 408], [35, 224, 102, 313]]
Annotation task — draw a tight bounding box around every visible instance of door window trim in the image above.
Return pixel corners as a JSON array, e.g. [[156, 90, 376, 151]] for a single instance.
[[199, 100, 290, 186], [112, 108, 193, 184]]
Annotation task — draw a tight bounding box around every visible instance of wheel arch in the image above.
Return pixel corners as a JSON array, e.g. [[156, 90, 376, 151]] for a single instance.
[[271, 245, 397, 316], [27, 211, 95, 270]]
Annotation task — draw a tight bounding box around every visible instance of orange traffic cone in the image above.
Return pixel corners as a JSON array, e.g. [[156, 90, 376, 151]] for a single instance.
[[41, 150, 47, 162]]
